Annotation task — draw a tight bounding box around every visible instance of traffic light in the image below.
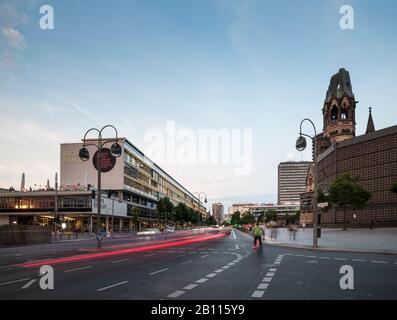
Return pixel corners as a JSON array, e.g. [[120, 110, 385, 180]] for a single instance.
[[91, 190, 96, 199]]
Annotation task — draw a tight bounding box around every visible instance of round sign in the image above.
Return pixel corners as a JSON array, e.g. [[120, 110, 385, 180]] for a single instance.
[[61, 223, 67, 230], [93, 148, 116, 173]]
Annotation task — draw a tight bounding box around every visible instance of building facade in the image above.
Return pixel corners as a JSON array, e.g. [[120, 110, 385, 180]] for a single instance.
[[0, 137, 206, 230], [278, 161, 312, 206], [301, 68, 397, 226], [212, 202, 224, 225]]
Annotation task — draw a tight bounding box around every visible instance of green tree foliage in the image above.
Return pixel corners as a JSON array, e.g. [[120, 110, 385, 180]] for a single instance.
[[157, 197, 174, 221], [240, 211, 255, 224], [328, 173, 372, 230], [230, 211, 241, 225], [265, 209, 278, 222], [131, 207, 140, 230], [206, 215, 216, 225]]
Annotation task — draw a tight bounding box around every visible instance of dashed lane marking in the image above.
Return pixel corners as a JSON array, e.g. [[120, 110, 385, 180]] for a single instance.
[[0, 278, 30, 286], [64, 266, 93, 272], [258, 283, 269, 290], [214, 269, 224, 273], [206, 273, 217, 278], [144, 253, 156, 257], [235, 244, 240, 250], [201, 255, 209, 258], [21, 279, 36, 289], [168, 290, 185, 298], [252, 290, 265, 298], [112, 259, 130, 264], [371, 260, 388, 264], [183, 284, 198, 290], [334, 257, 348, 261], [149, 268, 168, 276], [266, 272, 275, 277], [181, 260, 193, 265], [352, 259, 367, 262], [97, 281, 128, 292], [196, 278, 208, 284], [262, 277, 272, 283]]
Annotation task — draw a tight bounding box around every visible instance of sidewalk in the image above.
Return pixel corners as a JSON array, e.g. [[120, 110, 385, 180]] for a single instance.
[[264, 227, 397, 254]]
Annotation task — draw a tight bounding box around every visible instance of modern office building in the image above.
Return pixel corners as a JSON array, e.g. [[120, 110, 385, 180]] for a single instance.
[[278, 161, 312, 205], [0, 137, 206, 230], [212, 202, 224, 225]]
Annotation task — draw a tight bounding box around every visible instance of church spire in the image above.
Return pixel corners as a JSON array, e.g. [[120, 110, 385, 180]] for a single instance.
[[365, 107, 375, 134]]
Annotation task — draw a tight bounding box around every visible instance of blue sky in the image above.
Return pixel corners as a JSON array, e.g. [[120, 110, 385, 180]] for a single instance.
[[1, 0, 397, 209]]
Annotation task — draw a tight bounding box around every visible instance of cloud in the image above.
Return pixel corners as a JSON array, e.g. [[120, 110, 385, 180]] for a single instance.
[[0, 1, 29, 28], [1, 27, 27, 50]]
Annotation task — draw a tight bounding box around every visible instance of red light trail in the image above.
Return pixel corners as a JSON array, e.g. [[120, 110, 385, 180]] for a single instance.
[[19, 233, 226, 268]]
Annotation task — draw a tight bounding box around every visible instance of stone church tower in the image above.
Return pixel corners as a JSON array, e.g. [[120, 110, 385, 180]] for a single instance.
[[316, 68, 357, 155]]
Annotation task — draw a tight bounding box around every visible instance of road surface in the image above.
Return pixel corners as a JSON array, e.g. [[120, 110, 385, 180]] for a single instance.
[[0, 229, 396, 300]]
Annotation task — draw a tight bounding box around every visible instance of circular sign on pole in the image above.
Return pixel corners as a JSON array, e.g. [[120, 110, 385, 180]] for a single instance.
[[93, 148, 116, 173]]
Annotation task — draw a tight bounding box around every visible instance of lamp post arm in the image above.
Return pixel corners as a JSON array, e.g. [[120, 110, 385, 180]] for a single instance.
[[100, 125, 119, 139], [82, 128, 101, 144]]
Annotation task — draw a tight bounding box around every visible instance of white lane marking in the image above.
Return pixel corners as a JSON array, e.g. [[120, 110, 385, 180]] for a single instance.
[[262, 277, 272, 283], [201, 255, 209, 258], [149, 268, 168, 275], [206, 273, 217, 278], [319, 257, 331, 259], [0, 278, 30, 286], [64, 266, 93, 273], [334, 257, 348, 261], [97, 281, 128, 292], [231, 228, 237, 240], [258, 283, 269, 290], [266, 272, 275, 277], [296, 254, 304, 257], [269, 268, 277, 272], [196, 278, 208, 284], [308, 260, 319, 264], [228, 262, 235, 266], [144, 253, 156, 257], [181, 260, 193, 265], [306, 255, 316, 258], [352, 259, 367, 262], [214, 269, 224, 273], [21, 279, 37, 289], [222, 266, 230, 269], [235, 244, 239, 250], [252, 290, 265, 298], [232, 260, 239, 263], [112, 259, 130, 264], [183, 284, 198, 290], [371, 260, 388, 264], [168, 290, 185, 298]]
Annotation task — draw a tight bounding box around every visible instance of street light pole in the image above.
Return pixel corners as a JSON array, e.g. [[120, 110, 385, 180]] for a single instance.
[[54, 172, 58, 240], [296, 118, 318, 248], [79, 125, 122, 249], [193, 192, 208, 225]]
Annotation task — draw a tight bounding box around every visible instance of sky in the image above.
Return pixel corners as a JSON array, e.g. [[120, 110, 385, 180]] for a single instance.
[[1, 0, 397, 211]]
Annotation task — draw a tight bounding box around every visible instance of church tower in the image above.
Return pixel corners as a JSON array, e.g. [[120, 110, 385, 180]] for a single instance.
[[322, 68, 356, 144]]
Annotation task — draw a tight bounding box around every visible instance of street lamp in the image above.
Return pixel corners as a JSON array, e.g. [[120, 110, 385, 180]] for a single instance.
[[193, 192, 208, 225], [79, 125, 122, 249], [296, 118, 319, 248]]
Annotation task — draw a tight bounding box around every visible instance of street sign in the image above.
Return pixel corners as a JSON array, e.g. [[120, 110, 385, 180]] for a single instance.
[[318, 202, 328, 208]]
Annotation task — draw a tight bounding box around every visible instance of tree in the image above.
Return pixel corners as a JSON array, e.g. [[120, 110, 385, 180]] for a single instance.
[[328, 173, 372, 231], [206, 214, 216, 226], [230, 211, 241, 225], [265, 209, 277, 222], [174, 203, 188, 226], [131, 207, 140, 231], [392, 182, 397, 194], [240, 211, 255, 225], [157, 197, 174, 222]]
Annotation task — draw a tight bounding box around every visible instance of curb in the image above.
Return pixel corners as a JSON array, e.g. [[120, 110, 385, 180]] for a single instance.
[[264, 240, 397, 255]]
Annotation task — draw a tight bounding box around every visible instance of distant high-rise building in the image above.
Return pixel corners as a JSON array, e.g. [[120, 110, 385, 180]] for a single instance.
[[278, 161, 312, 205], [212, 202, 224, 224]]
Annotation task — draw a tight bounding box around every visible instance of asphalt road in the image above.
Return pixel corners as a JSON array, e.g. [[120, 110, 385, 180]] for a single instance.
[[0, 229, 396, 300]]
